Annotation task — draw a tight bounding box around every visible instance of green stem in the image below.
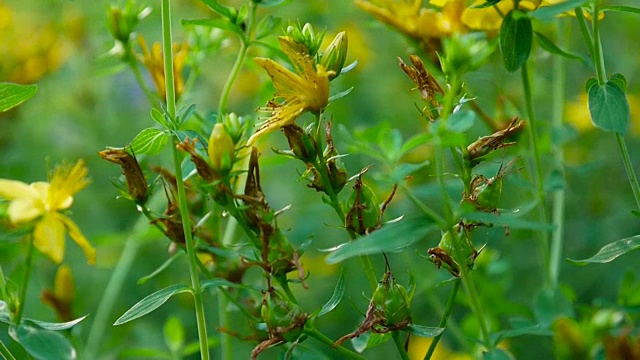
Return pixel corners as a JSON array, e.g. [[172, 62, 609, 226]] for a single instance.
[[591, 1, 606, 85], [218, 41, 248, 115], [521, 61, 550, 282], [15, 234, 34, 325], [0, 339, 16, 360], [549, 20, 568, 290], [161, 1, 209, 359], [574, 8, 595, 60], [615, 134, 640, 210], [424, 278, 461, 360], [217, 289, 233, 360], [304, 328, 366, 360], [392, 331, 410, 360], [400, 184, 447, 228]]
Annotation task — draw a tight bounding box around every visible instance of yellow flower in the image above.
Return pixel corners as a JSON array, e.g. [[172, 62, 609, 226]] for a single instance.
[[566, 93, 640, 135], [355, 0, 467, 50], [407, 337, 472, 360], [136, 35, 188, 102], [0, 160, 95, 264], [249, 36, 333, 144]]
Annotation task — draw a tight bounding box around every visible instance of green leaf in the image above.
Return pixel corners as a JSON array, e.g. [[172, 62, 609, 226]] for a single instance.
[[150, 107, 172, 129], [181, 19, 244, 38], [608, 73, 627, 91], [470, 0, 503, 9], [483, 348, 516, 360], [200, 278, 246, 291], [567, 235, 640, 265], [328, 87, 353, 102], [405, 324, 444, 337], [500, 10, 533, 72], [489, 325, 552, 347], [0, 83, 37, 112], [325, 217, 437, 264], [255, 0, 288, 6], [447, 110, 476, 133], [9, 323, 76, 360], [534, 31, 588, 65], [176, 103, 196, 127], [254, 15, 281, 40], [199, 0, 233, 18], [399, 132, 433, 156], [351, 332, 390, 352], [114, 284, 193, 325], [588, 79, 630, 134], [585, 78, 598, 92], [531, 0, 589, 21], [138, 252, 184, 285], [29, 316, 88, 331], [461, 211, 555, 231], [317, 271, 344, 317], [601, 5, 640, 15], [130, 128, 169, 155], [391, 161, 430, 183], [164, 316, 185, 354]]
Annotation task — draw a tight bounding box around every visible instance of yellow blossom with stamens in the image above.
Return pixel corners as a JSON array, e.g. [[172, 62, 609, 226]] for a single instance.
[[249, 36, 333, 144], [0, 160, 95, 264], [136, 35, 188, 101]]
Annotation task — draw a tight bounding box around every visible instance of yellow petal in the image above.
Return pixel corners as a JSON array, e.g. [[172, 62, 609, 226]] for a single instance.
[[0, 179, 36, 200], [54, 264, 74, 303], [48, 160, 89, 211], [58, 213, 96, 265], [33, 213, 66, 264], [7, 198, 43, 224]]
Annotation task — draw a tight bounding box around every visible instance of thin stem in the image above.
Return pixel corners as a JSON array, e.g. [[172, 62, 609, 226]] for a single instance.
[[549, 20, 568, 290], [521, 62, 550, 282], [574, 8, 595, 60], [218, 42, 247, 115], [161, 1, 209, 359], [0, 339, 16, 360], [424, 279, 461, 360], [615, 134, 640, 210], [15, 234, 34, 325], [217, 289, 233, 360], [392, 331, 410, 360], [400, 184, 447, 228], [304, 328, 367, 360], [591, 1, 606, 85]]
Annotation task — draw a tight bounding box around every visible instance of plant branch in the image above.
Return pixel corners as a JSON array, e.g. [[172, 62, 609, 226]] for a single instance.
[[424, 278, 461, 359], [15, 234, 34, 325]]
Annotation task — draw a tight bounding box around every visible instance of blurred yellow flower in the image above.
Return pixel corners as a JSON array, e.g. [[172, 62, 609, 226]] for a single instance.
[[566, 93, 640, 135], [0, 160, 95, 264], [41, 264, 75, 321], [355, 0, 467, 54], [249, 36, 333, 144], [408, 337, 472, 360], [137, 35, 189, 102]]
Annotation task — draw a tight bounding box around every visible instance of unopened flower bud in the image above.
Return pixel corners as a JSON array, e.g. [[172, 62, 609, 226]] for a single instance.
[[222, 113, 244, 145], [321, 32, 348, 81], [208, 123, 235, 175], [98, 148, 148, 202], [286, 22, 323, 55], [261, 290, 307, 342], [106, 4, 151, 44]]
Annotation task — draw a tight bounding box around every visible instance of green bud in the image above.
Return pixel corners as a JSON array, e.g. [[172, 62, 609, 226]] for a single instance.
[[282, 124, 317, 162], [106, 3, 151, 44], [346, 179, 380, 235], [261, 290, 307, 342], [470, 174, 503, 212], [208, 123, 235, 175], [385, 282, 411, 327], [286, 22, 323, 56], [222, 113, 245, 145], [440, 33, 494, 79], [320, 32, 348, 81]]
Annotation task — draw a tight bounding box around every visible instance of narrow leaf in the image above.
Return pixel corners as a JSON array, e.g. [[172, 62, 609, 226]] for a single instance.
[[200, 278, 246, 291], [588, 80, 630, 134], [490, 325, 552, 346], [254, 15, 281, 40], [601, 5, 640, 14], [500, 10, 533, 72], [325, 218, 436, 264], [318, 271, 345, 317], [534, 31, 588, 65], [462, 211, 555, 231], [0, 83, 37, 112], [114, 284, 192, 325], [9, 324, 76, 360], [150, 108, 171, 129], [29, 315, 88, 331], [199, 0, 232, 18], [176, 103, 196, 127], [531, 0, 589, 21], [405, 324, 445, 337], [181, 19, 243, 37], [567, 235, 640, 265], [130, 128, 169, 155], [138, 252, 184, 285]]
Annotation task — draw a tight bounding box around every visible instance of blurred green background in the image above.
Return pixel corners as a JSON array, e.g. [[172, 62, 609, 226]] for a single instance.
[[1, 0, 640, 359]]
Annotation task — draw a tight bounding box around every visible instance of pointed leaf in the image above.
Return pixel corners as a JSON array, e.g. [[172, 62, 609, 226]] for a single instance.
[[0, 83, 37, 112], [599, 5, 640, 15], [150, 107, 172, 129], [490, 325, 552, 346], [130, 128, 169, 155], [138, 252, 184, 285], [531, 0, 589, 21], [325, 218, 436, 264], [568, 235, 640, 265], [318, 271, 345, 317], [198, 0, 233, 18], [588, 80, 630, 134], [462, 211, 555, 231], [405, 324, 444, 337], [534, 31, 588, 65], [29, 315, 88, 331], [176, 103, 196, 127], [500, 10, 533, 72], [254, 15, 281, 40], [9, 323, 76, 360], [200, 278, 247, 291], [181, 19, 244, 38], [114, 284, 192, 325]]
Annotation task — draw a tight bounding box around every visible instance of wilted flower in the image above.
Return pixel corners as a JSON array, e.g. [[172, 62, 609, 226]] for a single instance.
[[249, 36, 333, 144], [0, 160, 95, 264], [98, 147, 148, 201], [136, 35, 188, 101]]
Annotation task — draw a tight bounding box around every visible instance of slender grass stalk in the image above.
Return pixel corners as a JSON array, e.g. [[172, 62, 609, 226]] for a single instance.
[[0, 340, 15, 360], [304, 328, 367, 360], [392, 331, 410, 360], [549, 20, 568, 290], [161, 1, 209, 359], [15, 235, 34, 325], [424, 278, 461, 359]]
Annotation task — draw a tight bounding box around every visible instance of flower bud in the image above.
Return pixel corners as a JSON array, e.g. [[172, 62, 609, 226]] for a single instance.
[[282, 124, 317, 162], [106, 3, 151, 44], [320, 32, 348, 81], [222, 113, 245, 145], [286, 22, 323, 56], [261, 290, 307, 342], [208, 123, 235, 175], [346, 177, 381, 235]]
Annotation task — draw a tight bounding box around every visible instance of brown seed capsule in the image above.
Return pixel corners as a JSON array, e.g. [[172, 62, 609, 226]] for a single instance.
[[98, 148, 148, 202], [466, 117, 525, 165]]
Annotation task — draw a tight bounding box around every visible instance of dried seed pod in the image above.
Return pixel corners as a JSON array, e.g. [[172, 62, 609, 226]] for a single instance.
[[98, 148, 148, 202], [466, 117, 525, 165]]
